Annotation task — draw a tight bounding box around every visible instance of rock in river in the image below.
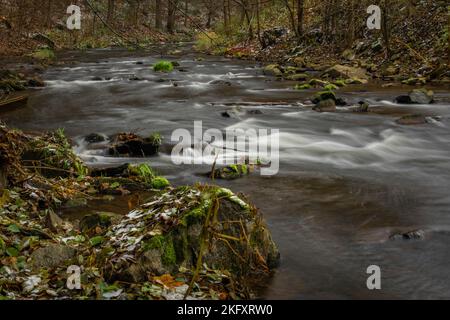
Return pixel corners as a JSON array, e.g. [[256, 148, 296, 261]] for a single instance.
[[313, 99, 336, 113], [102, 186, 280, 284], [395, 89, 434, 104], [390, 229, 425, 241], [108, 133, 161, 157], [396, 114, 430, 125], [263, 64, 283, 77]]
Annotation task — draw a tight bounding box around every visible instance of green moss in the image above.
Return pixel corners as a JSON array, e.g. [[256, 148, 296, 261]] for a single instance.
[[0, 238, 5, 256], [294, 83, 312, 90], [181, 198, 212, 227], [128, 164, 155, 183], [147, 133, 162, 146], [308, 79, 329, 87], [345, 78, 365, 85], [312, 91, 336, 104], [151, 177, 170, 190], [333, 79, 347, 87], [213, 164, 250, 180], [401, 77, 427, 85], [153, 61, 174, 72], [143, 235, 176, 266], [31, 48, 55, 60], [89, 236, 104, 247], [324, 83, 339, 91]]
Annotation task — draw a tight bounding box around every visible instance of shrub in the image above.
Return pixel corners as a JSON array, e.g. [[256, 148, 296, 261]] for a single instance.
[[153, 61, 174, 72]]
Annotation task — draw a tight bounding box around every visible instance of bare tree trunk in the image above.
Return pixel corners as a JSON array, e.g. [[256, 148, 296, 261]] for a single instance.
[[382, 0, 391, 58], [155, 0, 162, 30], [107, 0, 115, 23], [167, 0, 178, 33], [184, 0, 188, 27], [256, 0, 262, 45], [283, 0, 298, 37], [297, 0, 304, 37]]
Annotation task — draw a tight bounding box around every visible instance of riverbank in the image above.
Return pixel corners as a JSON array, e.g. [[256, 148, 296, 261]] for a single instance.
[[0, 124, 279, 300]]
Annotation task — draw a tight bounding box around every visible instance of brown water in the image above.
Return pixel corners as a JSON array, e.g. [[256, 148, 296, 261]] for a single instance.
[[2, 45, 450, 299]]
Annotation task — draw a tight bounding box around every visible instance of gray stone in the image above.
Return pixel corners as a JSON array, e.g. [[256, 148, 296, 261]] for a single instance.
[[31, 244, 77, 270]]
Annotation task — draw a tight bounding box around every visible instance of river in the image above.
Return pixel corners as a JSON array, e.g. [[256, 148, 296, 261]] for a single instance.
[[2, 45, 450, 299]]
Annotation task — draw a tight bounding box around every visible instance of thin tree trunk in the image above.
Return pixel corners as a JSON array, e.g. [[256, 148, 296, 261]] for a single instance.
[[297, 0, 304, 37], [167, 0, 177, 33], [155, 0, 162, 30], [107, 0, 115, 23], [382, 0, 391, 58]]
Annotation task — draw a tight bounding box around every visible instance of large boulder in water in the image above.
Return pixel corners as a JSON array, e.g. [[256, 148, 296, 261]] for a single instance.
[[395, 89, 434, 104], [409, 89, 434, 104], [108, 133, 161, 157], [102, 186, 280, 285]]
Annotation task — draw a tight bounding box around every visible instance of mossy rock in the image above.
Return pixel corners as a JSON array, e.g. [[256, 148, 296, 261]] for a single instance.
[[0, 70, 26, 93], [344, 78, 365, 85], [103, 186, 280, 286], [324, 83, 339, 91], [151, 176, 170, 190], [333, 79, 347, 87], [285, 73, 309, 81], [308, 79, 329, 87], [263, 64, 283, 77], [210, 164, 251, 180], [402, 77, 427, 85], [294, 83, 312, 90], [311, 91, 336, 104]]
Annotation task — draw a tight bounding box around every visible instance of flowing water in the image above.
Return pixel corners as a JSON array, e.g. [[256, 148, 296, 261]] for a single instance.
[[2, 46, 450, 299]]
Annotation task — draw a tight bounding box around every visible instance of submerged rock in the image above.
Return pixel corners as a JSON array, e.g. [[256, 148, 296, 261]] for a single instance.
[[285, 73, 308, 81], [396, 114, 429, 125], [313, 99, 336, 113], [85, 133, 107, 144], [390, 229, 425, 241], [103, 186, 280, 285], [209, 80, 232, 86], [79, 212, 122, 235], [354, 101, 370, 113]]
